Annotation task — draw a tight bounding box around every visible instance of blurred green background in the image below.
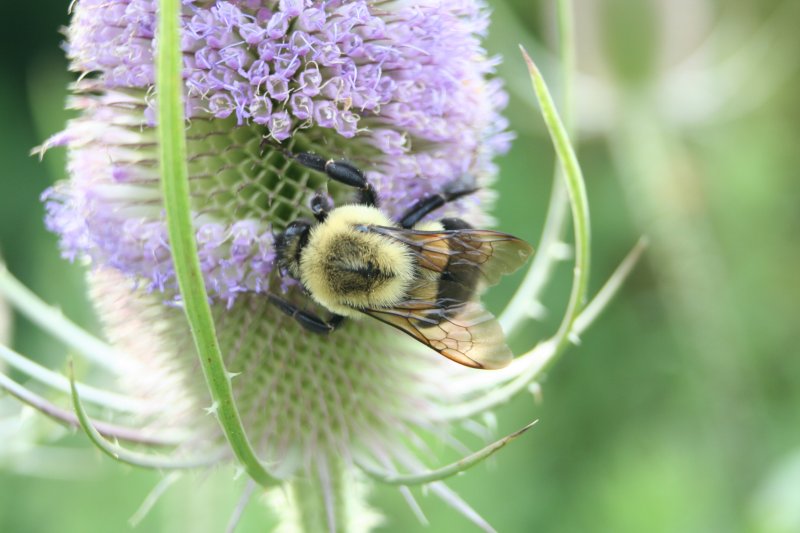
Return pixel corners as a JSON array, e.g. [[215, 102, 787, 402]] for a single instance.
[[2, 0, 800, 531]]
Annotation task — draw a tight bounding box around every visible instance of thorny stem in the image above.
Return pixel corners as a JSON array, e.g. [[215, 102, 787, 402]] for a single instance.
[[156, 0, 276, 487], [68, 361, 225, 469]]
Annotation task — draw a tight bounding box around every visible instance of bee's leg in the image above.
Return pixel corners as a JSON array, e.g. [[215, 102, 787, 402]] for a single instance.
[[277, 147, 379, 207], [267, 294, 345, 334], [440, 217, 473, 230], [398, 187, 478, 229]]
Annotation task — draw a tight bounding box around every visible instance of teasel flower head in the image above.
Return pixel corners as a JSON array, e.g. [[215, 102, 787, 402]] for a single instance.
[[2, 0, 639, 530], [44, 0, 511, 304]]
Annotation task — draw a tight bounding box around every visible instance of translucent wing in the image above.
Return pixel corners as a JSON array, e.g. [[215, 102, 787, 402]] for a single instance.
[[359, 224, 532, 369], [363, 298, 512, 369], [366, 226, 533, 287]]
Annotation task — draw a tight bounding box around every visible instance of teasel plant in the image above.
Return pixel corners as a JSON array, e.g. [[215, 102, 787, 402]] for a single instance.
[[0, 0, 644, 530]]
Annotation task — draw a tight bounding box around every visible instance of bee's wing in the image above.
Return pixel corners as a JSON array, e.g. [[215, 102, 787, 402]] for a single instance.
[[363, 298, 512, 369], [368, 226, 533, 286], [361, 225, 532, 369]]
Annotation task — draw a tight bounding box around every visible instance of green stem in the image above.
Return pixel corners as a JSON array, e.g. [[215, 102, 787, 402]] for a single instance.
[[156, 0, 275, 487], [68, 361, 224, 469]]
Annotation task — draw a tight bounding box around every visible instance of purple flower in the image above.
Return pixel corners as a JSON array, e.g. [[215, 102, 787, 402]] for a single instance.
[[45, 0, 509, 300]]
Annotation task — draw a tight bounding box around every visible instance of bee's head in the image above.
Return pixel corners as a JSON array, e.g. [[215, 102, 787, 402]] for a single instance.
[[274, 220, 312, 280]]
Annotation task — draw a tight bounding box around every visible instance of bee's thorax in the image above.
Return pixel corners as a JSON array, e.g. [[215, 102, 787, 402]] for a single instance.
[[299, 205, 415, 316]]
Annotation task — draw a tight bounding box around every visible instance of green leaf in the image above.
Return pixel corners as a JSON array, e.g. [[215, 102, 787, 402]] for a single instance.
[[519, 44, 591, 362]]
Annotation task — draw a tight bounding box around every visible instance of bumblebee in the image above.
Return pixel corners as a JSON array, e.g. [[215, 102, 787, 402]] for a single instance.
[[270, 148, 533, 369]]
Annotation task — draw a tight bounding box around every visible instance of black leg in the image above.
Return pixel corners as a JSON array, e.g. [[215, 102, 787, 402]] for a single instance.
[[440, 217, 473, 230], [268, 294, 345, 334], [270, 143, 379, 207], [398, 187, 478, 229]]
